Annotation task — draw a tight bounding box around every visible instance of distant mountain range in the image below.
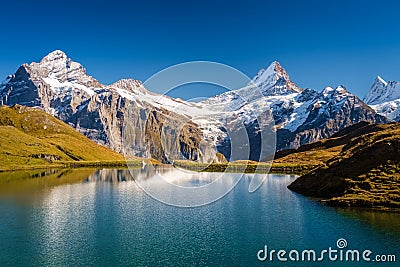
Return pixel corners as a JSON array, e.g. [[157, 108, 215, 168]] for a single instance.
[[0, 50, 396, 163]]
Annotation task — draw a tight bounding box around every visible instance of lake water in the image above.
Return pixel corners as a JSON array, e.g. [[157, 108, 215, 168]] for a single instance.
[[0, 167, 399, 266]]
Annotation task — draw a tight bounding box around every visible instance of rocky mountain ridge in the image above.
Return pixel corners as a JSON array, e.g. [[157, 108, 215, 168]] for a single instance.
[[0, 50, 390, 162]]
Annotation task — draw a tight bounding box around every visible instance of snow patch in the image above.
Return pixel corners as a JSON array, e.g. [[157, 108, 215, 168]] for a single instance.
[[42, 77, 95, 96]]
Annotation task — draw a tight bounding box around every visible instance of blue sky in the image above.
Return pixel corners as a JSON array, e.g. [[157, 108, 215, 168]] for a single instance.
[[1, 0, 400, 99]]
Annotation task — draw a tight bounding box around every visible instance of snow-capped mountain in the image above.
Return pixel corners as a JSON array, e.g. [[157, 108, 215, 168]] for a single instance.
[[0, 50, 216, 162], [251, 61, 301, 95], [363, 76, 400, 121], [0, 50, 389, 162], [204, 64, 388, 154]]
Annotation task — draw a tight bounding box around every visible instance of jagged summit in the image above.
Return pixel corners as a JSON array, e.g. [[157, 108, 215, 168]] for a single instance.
[[376, 75, 388, 86], [40, 50, 68, 63], [364, 75, 400, 105], [110, 78, 143, 89], [364, 76, 400, 121], [322, 85, 349, 96], [25, 50, 100, 88], [363, 76, 388, 105], [35, 49, 76, 72], [252, 61, 278, 85], [252, 61, 302, 95], [109, 78, 149, 95]]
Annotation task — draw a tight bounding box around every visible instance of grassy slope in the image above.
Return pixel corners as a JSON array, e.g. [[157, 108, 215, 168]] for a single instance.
[[273, 121, 389, 166], [0, 105, 128, 170], [287, 122, 400, 210]]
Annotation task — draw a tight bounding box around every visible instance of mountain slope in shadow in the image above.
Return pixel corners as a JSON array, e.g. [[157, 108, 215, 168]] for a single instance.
[[286, 122, 400, 210]]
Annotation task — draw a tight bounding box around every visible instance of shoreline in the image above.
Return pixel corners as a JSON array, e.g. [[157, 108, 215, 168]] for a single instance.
[[172, 161, 317, 175], [0, 159, 162, 172], [0, 160, 317, 174], [1, 161, 398, 213], [327, 201, 400, 213]]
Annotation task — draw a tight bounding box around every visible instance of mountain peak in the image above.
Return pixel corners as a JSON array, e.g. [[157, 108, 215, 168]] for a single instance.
[[255, 61, 281, 79], [252, 61, 301, 95], [364, 75, 399, 105], [264, 60, 279, 71], [337, 85, 348, 92], [35, 49, 76, 72], [110, 78, 146, 94], [25, 50, 101, 88], [321, 85, 349, 98], [363, 75, 400, 121], [375, 75, 387, 86], [40, 50, 68, 63]]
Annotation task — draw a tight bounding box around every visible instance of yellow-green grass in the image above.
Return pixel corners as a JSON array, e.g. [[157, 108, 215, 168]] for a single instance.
[[273, 121, 399, 168], [288, 122, 400, 211], [0, 105, 132, 171], [273, 146, 343, 166], [322, 162, 400, 210]]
